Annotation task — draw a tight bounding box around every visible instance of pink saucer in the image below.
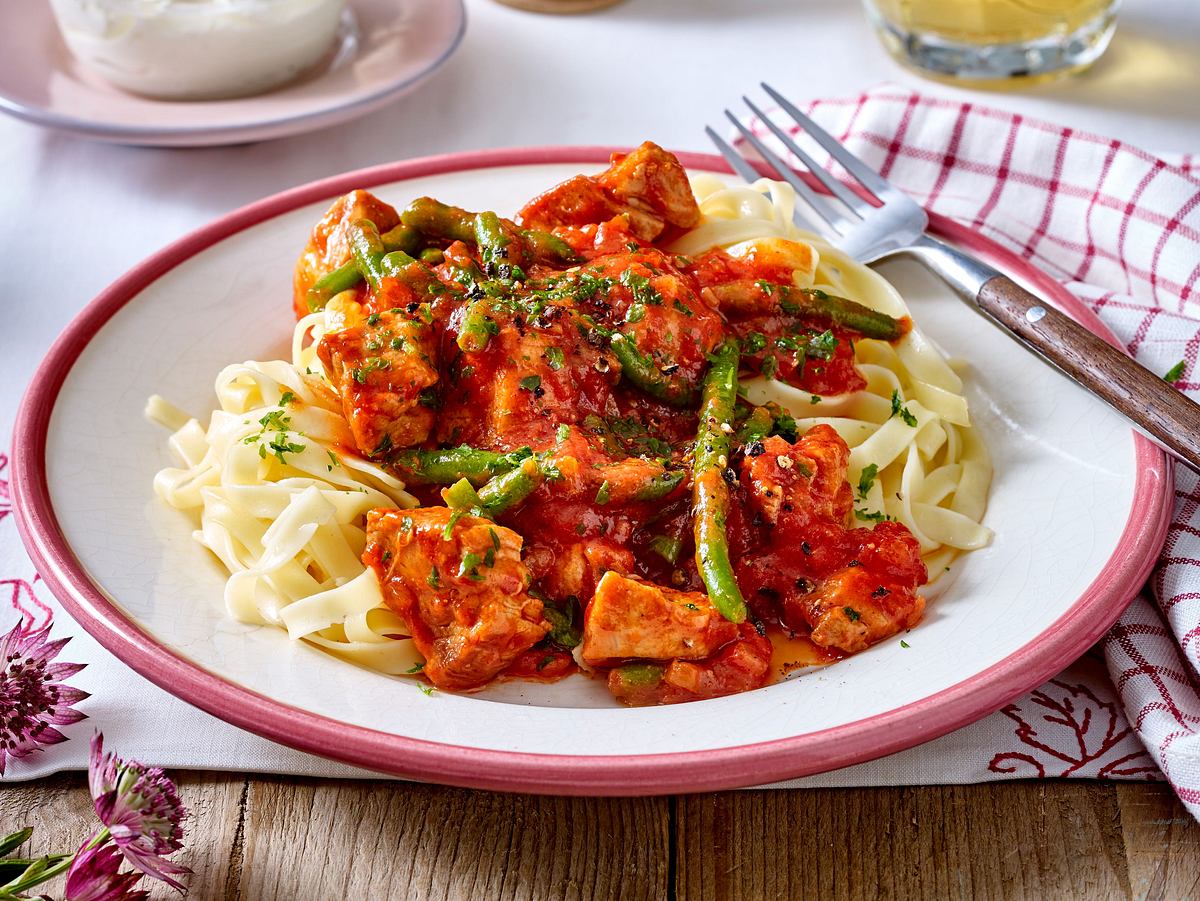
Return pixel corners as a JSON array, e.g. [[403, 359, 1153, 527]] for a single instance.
[[0, 0, 466, 147]]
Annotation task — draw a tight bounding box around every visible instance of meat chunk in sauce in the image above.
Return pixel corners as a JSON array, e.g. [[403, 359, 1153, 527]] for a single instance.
[[794, 523, 926, 653], [606, 624, 772, 707], [595, 142, 700, 232], [517, 142, 700, 243], [436, 305, 619, 451], [581, 572, 738, 667], [364, 508, 549, 691], [737, 427, 928, 654], [743, 428, 853, 533], [293, 190, 399, 318], [317, 308, 439, 456]]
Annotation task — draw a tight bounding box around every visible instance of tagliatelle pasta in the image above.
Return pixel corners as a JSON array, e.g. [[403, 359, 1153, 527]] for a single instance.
[[150, 148, 992, 698], [147, 336, 422, 674]]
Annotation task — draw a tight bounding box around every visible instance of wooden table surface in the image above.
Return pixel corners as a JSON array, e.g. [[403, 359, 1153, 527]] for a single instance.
[[5, 775, 1199, 899]]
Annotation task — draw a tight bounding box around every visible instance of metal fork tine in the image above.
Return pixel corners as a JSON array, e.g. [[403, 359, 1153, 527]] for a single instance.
[[722, 110, 850, 235], [704, 126, 762, 186], [706, 126, 831, 235], [741, 96, 865, 218], [761, 82, 892, 199]]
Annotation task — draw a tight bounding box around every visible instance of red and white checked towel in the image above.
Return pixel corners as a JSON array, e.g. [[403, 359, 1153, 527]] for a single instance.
[[744, 85, 1200, 813]]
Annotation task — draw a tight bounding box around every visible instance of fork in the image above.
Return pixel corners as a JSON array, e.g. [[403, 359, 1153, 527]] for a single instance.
[[709, 83, 1200, 474]]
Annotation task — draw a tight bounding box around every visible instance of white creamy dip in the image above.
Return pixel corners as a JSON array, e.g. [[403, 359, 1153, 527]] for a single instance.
[[50, 0, 346, 100]]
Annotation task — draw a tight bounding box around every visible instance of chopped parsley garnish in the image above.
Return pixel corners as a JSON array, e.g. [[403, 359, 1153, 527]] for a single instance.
[[242, 406, 305, 464], [900, 640, 911, 649], [459, 551, 485, 581], [741, 332, 768, 354], [807, 329, 837, 361], [351, 357, 391, 384], [366, 313, 381, 326], [772, 411, 799, 443], [326, 450, 339, 471], [810, 395, 821, 405], [544, 346, 565, 371], [890, 390, 918, 427], [426, 566, 440, 589], [519, 374, 542, 393], [854, 507, 889, 523], [761, 354, 779, 380], [556, 423, 570, 442], [404, 662, 425, 674], [844, 607, 861, 622], [595, 481, 611, 505], [416, 683, 435, 696], [1164, 360, 1187, 383], [857, 464, 879, 499], [626, 303, 647, 324], [542, 596, 582, 649], [278, 391, 295, 406], [648, 534, 683, 564], [390, 336, 405, 351], [619, 269, 663, 306], [488, 527, 501, 551]]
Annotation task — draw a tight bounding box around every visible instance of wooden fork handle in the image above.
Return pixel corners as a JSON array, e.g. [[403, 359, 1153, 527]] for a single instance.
[[977, 274, 1200, 472]]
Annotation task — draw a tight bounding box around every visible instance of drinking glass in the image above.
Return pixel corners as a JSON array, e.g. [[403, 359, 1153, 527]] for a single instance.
[[864, 0, 1121, 82]]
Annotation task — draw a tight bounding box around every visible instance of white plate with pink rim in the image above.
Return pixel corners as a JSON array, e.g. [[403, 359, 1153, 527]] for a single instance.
[[12, 148, 1172, 795], [0, 0, 465, 147]]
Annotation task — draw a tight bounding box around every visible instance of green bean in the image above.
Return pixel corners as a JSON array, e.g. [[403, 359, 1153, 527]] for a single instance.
[[391, 446, 532, 485], [380, 223, 421, 255], [348, 218, 389, 289], [609, 333, 696, 408], [457, 303, 499, 353], [474, 211, 520, 271], [305, 224, 422, 312], [692, 341, 747, 623], [633, 469, 686, 501], [402, 197, 580, 265], [778, 287, 905, 341], [735, 405, 773, 446], [442, 477, 483, 509], [521, 228, 581, 265], [475, 457, 543, 517], [306, 262, 362, 312], [401, 198, 476, 244]]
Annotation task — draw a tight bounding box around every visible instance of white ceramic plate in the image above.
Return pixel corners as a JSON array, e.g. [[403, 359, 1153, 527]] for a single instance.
[[0, 0, 465, 147], [13, 149, 1171, 794]]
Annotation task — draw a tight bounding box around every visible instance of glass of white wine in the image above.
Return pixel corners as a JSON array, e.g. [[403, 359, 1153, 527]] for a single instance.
[[864, 0, 1121, 82]]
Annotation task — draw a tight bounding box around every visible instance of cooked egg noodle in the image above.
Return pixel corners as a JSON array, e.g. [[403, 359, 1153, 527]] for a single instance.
[[148, 314, 422, 675]]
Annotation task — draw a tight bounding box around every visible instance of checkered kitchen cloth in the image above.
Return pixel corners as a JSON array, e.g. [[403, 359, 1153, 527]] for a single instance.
[[743, 85, 1200, 814]]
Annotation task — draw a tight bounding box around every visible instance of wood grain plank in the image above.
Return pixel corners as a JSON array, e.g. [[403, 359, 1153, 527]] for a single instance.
[[1116, 782, 1200, 901], [0, 771, 244, 900], [676, 782, 1134, 901], [234, 776, 670, 901]]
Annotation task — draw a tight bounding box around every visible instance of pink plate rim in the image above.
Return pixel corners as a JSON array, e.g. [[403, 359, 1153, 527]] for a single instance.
[[11, 146, 1173, 795]]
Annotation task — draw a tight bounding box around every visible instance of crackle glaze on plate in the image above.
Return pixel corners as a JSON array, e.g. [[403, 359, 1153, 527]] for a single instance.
[[0, 0, 465, 146], [12, 149, 1172, 794]]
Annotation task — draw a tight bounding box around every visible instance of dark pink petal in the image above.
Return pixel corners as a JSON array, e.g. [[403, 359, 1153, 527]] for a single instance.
[[47, 708, 89, 726], [45, 661, 88, 680]]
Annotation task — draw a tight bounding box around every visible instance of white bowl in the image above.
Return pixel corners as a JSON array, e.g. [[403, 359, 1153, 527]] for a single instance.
[[49, 0, 346, 100]]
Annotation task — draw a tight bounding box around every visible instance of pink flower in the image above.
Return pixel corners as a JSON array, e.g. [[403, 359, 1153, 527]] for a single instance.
[[64, 841, 150, 901], [88, 734, 191, 892], [0, 620, 88, 774]]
